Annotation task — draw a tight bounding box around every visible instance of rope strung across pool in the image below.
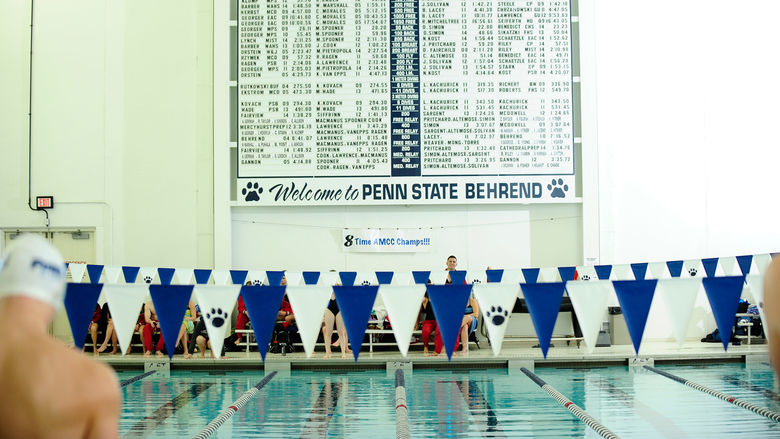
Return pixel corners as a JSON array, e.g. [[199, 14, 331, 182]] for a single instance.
[[120, 370, 156, 387], [520, 367, 620, 439], [192, 371, 278, 439], [644, 366, 780, 423], [395, 369, 410, 439]]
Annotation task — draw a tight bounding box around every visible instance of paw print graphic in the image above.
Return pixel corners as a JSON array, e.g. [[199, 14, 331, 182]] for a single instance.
[[206, 308, 228, 328], [252, 279, 263, 286], [143, 275, 153, 284], [688, 268, 698, 277], [487, 306, 509, 326], [242, 182, 263, 202], [580, 274, 591, 281], [361, 280, 371, 286], [472, 279, 482, 284], [548, 178, 569, 198]]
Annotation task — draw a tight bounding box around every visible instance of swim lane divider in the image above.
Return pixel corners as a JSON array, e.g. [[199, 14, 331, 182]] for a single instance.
[[192, 371, 278, 439], [395, 369, 410, 439], [520, 368, 620, 439], [120, 370, 157, 387], [644, 366, 780, 423]]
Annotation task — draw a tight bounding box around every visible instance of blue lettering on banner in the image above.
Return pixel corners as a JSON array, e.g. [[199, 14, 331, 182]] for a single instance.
[[465, 182, 542, 199]]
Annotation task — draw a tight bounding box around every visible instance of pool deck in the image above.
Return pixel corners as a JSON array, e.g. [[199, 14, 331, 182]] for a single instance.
[[101, 340, 770, 371]]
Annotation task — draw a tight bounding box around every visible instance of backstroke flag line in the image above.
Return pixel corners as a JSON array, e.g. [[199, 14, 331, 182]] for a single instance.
[[612, 279, 657, 355], [64, 283, 103, 350], [427, 284, 473, 360], [150, 285, 194, 359], [334, 285, 380, 361], [655, 278, 700, 346], [521, 282, 565, 358]]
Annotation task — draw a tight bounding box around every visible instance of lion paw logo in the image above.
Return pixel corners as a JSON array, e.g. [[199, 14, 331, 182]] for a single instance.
[[472, 279, 482, 284], [252, 279, 263, 286], [688, 268, 698, 277], [580, 274, 591, 281], [361, 280, 371, 286], [487, 306, 508, 326], [143, 275, 153, 284], [242, 182, 262, 202], [548, 178, 569, 198], [206, 308, 228, 328]]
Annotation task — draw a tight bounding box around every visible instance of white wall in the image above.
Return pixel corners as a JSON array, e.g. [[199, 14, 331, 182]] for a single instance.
[[0, 0, 214, 268], [595, 0, 780, 264]]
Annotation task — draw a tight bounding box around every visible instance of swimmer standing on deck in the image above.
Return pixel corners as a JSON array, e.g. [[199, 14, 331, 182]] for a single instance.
[[0, 234, 120, 438]]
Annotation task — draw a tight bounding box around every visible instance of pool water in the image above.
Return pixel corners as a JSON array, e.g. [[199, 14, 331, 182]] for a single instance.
[[119, 363, 780, 438]]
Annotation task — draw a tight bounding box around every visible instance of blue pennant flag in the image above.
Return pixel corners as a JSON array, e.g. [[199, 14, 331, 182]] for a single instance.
[[122, 266, 140, 283], [266, 271, 285, 286], [240, 285, 286, 361], [736, 255, 753, 276], [149, 285, 194, 359], [612, 280, 657, 354], [557, 267, 576, 282], [193, 269, 212, 284], [701, 258, 719, 277], [702, 276, 746, 351], [230, 270, 249, 285], [449, 270, 467, 284], [426, 284, 473, 360], [302, 271, 320, 285], [334, 286, 380, 361], [594, 265, 613, 280], [486, 269, 504, 283], [375, 271, 394, 285], [157, 268, 175, 286], [64, 283, 104, 350], [630, 263, 648, 281], [521, 268, 540, 284], [666, 261, 683, 278], [520, 282, 565, 358], [339, 271, 357, 287], [86, 264, 103, 284], [412, 271, 431, 284]]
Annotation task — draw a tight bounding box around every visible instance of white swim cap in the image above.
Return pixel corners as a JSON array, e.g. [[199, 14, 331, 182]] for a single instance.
[[0, 234, 66, 309]]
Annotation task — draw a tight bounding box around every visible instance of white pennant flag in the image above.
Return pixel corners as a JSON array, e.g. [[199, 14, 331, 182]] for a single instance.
[[391, 271, 413, 286], [286, 285, 334, 358], [194, 285, 241, 358], [103, 285, 148, 355], [379, 285, 426, 357], [539, 267, 560, 283], [317, 271, 341, 287], [138, 267, 157, 284], [719, 257, 739, 276], [175, 268, 194, 285], [565, 280, 612, 353], [473, 283, 520, 356], [428, 270, 449, 285], [683, 260, 704, 278], [501, 269, 525, 285], [745, 275, 767, 342], [755, 254, 772, 274], [211, 269, 230, 285], [612, 264, 634, 280], [247, 270, 267, 286], [356, 271, 378, 286], [104, 266, 123, 284], [284, 271, 303, 286], [575, 265, 597, 281], [68, 263, 86, 283], [647, 262, 669, 279], [655, 278, 701, 346]]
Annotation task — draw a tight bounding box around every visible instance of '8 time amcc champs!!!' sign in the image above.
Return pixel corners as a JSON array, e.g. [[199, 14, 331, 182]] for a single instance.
[[237, 0, 577, 206]]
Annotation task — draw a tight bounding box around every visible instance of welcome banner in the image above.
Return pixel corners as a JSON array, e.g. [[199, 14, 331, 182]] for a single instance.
[[342, 228, 433, 253]]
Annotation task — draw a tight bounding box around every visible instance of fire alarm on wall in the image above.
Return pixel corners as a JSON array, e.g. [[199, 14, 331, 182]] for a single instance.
[[36, 196, 54, 209]]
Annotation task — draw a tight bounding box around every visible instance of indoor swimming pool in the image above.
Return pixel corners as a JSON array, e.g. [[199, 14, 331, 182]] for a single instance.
[[118, 363, 780, 438]]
